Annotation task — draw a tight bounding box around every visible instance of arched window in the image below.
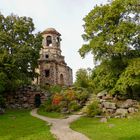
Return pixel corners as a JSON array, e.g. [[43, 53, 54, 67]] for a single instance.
[[56, 37, 60, 43], [46, 36, 52, 46], [60, 74, 64, 85]]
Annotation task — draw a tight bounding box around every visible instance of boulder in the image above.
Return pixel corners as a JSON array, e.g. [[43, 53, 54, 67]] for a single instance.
[[120, 99, 135, 109], [102, 102, 116, 109], [106, 109, 115, 114], [115, 108, 128, 117], [128, 107, 135, 113], [135, 108, 139, 112], [61, 107, 68, 113], [102, 107, 107, 113], [102, 94, 113, 100], [97, 91, 107, 98], [100, 117, 107, 123], [99, 99, 106, 103]]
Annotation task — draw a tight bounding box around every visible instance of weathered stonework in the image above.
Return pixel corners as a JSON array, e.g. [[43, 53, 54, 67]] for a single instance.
[[4, 86, 48, 109], [34, 28, 73, 86], [97, 91, 140, 118]]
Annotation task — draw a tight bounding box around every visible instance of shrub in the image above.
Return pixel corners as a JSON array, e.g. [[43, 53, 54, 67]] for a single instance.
[[75, 90, 89, 102], [64, 89, 76, 101], [40, 86, 91, 113], [51, 104, 61, 112], [52, 93, 63, 105], [41, 98, 52, 112], [59, 101, 68, 108], [86, 99, 102, 117], [49, 85, 63, 94], [68, 100, 81, 112]]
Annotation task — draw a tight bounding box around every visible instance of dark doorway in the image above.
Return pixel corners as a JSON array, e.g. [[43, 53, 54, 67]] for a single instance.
[[34, 94, 41, 107], [60, 74, 64, 85]]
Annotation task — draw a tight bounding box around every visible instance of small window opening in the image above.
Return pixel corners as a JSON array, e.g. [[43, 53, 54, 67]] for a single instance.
[[45, 54, 49, 58], [45, 69, 50, 77], [46, 36, 52, 46], [57, 37, 60, 43], [46, 83, 50, 86]]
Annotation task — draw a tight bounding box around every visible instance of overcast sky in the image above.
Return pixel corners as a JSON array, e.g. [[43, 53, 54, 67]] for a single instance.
[[0, 0, 107, 80]]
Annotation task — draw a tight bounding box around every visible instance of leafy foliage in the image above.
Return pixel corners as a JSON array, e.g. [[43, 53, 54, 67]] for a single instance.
[[0, 95, 5, 108], [74, 68, 94, 93], [79, 0, 140, 98], [80, 0, 140, 60], [0, 13, 42, 93], [113, 58, 140, 97], [85, 99, 102, 117], [41, 87, 89, 113]]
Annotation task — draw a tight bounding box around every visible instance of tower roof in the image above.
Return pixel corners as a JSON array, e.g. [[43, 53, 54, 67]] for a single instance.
[[42, 28, 61, 36]]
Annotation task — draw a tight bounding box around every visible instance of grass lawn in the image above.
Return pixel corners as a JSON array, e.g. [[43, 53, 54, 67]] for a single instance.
[[0, 109, 55, 140], [70, 113, 140, 140], [38, 108, 67, 119]]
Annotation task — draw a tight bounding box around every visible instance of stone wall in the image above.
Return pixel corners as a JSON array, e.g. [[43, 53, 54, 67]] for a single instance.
[[97, 91, 140, 118], [4, 86, 49, 109]]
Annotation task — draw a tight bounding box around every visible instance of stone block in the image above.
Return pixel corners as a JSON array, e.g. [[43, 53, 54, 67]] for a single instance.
[[102, 102, 116, 109], [115, 108, 128, 117], [100, 117, 107, 123]]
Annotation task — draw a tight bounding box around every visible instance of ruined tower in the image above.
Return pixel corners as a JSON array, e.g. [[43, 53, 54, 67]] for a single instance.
[[36, 28, 73, 86]]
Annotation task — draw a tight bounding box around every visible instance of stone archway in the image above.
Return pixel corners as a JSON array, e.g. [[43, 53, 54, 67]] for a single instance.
[[34, 94, 41, 107], [60, 74, 64, 85]]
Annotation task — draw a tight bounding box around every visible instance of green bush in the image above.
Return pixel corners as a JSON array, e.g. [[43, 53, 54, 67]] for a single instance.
[[76, 90, 89, 102], [41, 98, 53, 112], [49, 85, 63, 94], [59, 101, 68, 108], [68, 100, 81, 112], [86, 99, 102, 117], [40, 86, 91, 113], [51, 105, 61, 112]]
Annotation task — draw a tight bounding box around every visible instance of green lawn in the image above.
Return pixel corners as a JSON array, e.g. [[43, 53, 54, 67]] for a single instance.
[[71, 113, 140, 140], [0, 109, 55, 140], [38, 108, 67, 119]]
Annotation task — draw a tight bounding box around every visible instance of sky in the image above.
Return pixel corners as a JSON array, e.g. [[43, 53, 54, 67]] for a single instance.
[[0, 0, 107, 81]]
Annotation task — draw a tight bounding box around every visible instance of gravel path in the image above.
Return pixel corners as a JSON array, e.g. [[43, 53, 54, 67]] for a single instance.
[[30, 109, 89, 140]]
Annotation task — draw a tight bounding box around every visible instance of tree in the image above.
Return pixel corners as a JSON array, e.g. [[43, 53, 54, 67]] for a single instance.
[[0, 13, 42, 93], [79, 0, 140, 97], [75, 69, 89, 88], [74, 68, 94, 92], [113, 58, 140, 98]]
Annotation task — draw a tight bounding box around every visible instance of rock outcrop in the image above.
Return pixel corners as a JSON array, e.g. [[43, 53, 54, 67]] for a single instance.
[[96, 91, 140, 118]]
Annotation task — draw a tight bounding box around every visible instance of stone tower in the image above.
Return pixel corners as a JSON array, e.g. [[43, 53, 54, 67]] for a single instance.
[[36, 28, 73, 86]]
